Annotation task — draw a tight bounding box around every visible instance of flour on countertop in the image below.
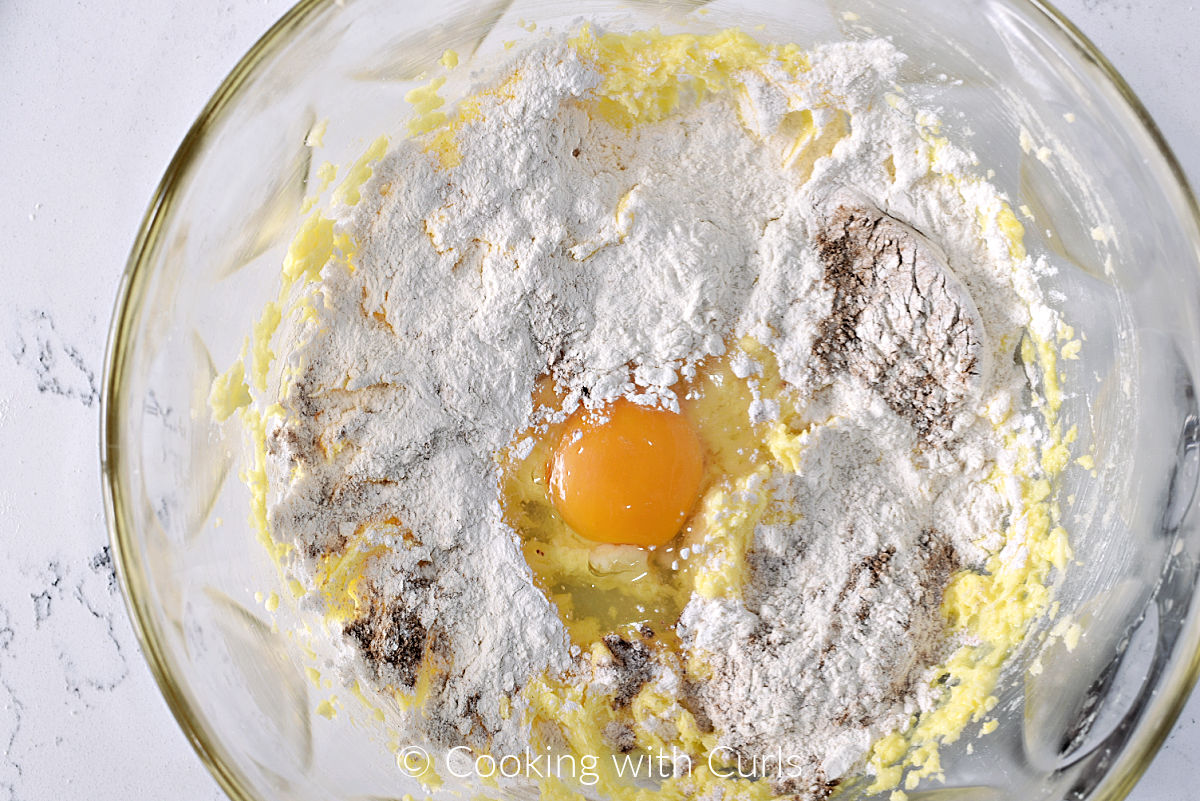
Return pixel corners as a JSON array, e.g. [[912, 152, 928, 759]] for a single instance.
[[255, 30, 1053, 791]]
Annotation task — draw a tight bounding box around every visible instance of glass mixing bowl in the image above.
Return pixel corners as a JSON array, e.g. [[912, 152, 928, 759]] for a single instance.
[[101, 1, 1200, 799]]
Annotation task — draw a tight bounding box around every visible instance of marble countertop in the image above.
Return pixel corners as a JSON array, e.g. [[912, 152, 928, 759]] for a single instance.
[[1, 1, 1196, 798]]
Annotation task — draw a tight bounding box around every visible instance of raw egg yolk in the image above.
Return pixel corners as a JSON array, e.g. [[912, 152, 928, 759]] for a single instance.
[[548, 398, 704, 547]]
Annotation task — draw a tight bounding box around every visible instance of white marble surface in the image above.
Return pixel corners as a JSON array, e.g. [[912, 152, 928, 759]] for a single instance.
[[0, 0, 1196, 798]]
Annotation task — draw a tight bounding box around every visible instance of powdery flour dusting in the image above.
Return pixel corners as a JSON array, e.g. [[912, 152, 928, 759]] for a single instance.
[[248, 29, 1061, 798]]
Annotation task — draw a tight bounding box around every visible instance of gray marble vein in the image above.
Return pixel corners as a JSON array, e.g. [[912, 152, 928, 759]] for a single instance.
[[7, 311, 98, 409]]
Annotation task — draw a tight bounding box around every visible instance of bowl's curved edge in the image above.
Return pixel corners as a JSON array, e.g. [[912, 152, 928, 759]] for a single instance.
[[100, 2, 326, 800], [1023, 2, 1200, 800], [1028, 0, 1200, 234]]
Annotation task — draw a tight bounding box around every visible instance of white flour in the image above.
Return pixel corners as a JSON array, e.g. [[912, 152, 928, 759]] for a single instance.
[[257, 31, 1053, 791]]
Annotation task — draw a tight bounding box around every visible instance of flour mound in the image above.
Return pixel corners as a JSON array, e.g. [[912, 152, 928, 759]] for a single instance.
[[258, 32, 1050, 792]]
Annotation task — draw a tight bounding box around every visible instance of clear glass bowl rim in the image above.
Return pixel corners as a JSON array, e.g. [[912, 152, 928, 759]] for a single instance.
[[99, 1, 1200, 799]]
